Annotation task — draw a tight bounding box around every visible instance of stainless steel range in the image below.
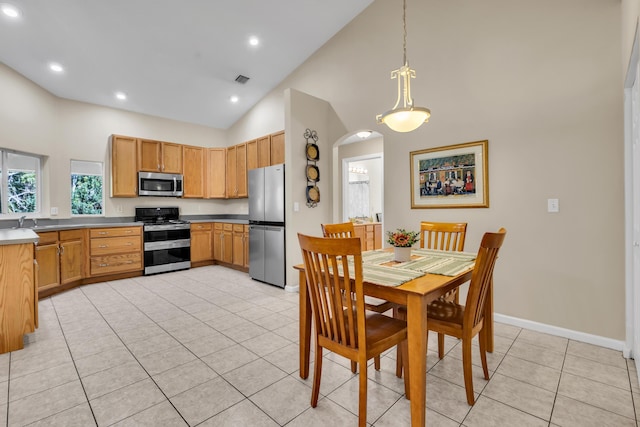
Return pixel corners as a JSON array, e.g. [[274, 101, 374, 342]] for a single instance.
[[135, 207, 191, 275]]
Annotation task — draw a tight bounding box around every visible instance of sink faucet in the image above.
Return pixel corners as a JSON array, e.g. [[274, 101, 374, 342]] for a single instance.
[[17, 215, 26, 228], [31, 218, 37, 228]]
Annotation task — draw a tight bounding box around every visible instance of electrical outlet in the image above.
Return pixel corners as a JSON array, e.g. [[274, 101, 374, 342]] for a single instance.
[[294, 202, 299, 212], [116, 205, 123, 213], [547, 198, 559, 213], [50, 207, 58, 216]]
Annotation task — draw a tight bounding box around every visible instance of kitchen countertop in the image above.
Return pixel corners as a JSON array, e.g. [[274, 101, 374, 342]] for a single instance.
[[0, 228, 39, 245], [189, 219, 249, 225]]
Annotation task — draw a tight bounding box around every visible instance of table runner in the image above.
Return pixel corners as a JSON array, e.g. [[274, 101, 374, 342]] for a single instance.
[[361, 249, 476, 277]]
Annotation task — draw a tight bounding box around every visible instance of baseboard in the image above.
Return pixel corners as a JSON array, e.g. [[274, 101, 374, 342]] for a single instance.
[[284, 284, 299, 293], [494, 313, 626, 352]]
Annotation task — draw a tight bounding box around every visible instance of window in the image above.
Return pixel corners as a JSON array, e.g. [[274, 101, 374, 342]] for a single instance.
[[0, 150, 41, 216], [71, 160, 103, 216]]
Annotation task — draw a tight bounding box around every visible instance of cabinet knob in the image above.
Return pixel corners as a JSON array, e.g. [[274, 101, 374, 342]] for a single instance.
[[99, 232, 107, 235], [99, 245, 108, 248], [126, 242, 133, 246], [126, 230, 132, 233], [99, 263, 108, 267]]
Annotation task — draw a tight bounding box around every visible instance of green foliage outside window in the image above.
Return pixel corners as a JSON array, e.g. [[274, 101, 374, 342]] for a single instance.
[[71, 174, 103, 215], [8, 170, 36, 213]]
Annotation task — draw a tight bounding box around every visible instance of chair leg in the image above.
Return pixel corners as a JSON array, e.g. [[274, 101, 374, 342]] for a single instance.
[[358, 356, 368, 427], [351, 361, 357, 373], [461, 337, 475, 405], [438, 333, 445, 359], [400, 339, 410, 400], [394, 306, 407, 378], [311, 345, 323, 407], [478, 326, 490, 380], [374, 355, 381, 371]]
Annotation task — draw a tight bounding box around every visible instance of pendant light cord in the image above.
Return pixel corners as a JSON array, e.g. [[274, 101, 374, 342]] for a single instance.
[[402, 0, 407, 65]]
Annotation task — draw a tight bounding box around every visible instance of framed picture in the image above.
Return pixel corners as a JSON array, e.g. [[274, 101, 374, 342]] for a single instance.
[[410, 140, 489, 209]]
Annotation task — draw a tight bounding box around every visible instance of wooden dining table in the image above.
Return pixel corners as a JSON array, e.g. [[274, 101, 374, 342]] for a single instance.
[[295, 250, 494, 426]]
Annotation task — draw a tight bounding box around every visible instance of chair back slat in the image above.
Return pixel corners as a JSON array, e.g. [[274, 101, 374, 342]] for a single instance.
[[321, 222, 355, 239], [298, 233, 364, 349], [464, 228, 506, 329], [420, 222, 467, 252]]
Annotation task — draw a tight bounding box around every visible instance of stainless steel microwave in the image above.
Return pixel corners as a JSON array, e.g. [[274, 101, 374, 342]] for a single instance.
[[138, 172, 183, 197]]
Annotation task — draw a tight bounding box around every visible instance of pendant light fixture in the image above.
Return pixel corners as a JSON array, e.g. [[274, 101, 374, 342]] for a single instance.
[[376, 0, 430, 133]]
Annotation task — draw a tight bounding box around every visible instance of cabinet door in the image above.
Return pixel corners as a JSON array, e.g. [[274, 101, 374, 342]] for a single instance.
[[352, 224, 367, 251], [270, 131, 285, 165], [35, 243, 59, 290], [60, 240, 83, 285], [207, 148, 226, 198], [257, 136, 271, 168], [182, 146, 204, 198], [222, 228, 233, 264], [373, 223, 382, 250], [236, 143, 247, 198], [111, 135, 138, 197], [162, 142, 183, 173], [138, 139, 162, 172], [232, 225, 244, 267], [226, 146, 237, 198], [213, 225, 223, 261], [191, 224, 213, 262], [246, 140, 258, 171]]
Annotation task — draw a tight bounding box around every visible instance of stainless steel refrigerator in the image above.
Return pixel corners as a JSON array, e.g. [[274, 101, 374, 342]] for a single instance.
[[249, 164, 286, 288]]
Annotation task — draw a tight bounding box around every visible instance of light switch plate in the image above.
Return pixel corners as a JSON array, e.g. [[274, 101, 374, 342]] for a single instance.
[[50, 207, 58, 216], [293, 202, 300, 212], [547, 198, 559, 213]]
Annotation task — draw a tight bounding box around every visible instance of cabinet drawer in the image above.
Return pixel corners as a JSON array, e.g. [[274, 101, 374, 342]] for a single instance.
[[37, 231, 58, 245], [233, 224, 245, 232], [90, 227, 141, 238], [191, 223, 212, 231], [223, 223, 233, 231], [91, 237, 141, 255], [59, 229, 84, 241], [90, 253, 142, 276], [214, 223, 223, 230]]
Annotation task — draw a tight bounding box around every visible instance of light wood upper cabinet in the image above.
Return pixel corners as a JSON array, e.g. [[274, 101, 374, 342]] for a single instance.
[[270, 131, 285, 165], [138, 139, 183, 173], [111, 135, 138, 197], [182, 145, 205, 198], [257, 136, 271, 168], [226, 143, 247, 198], [207, 148, 226, 198], [246, 139, 258, 171]]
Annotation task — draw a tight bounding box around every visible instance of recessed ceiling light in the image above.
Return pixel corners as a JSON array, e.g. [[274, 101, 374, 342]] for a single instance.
[[356, 131, 372, 139], [230, 96, 239, 103], [0, 3, 20, 18], [248, 36, 259, 46], [49, 62, 64, 73], [115, 92, 127, 101]]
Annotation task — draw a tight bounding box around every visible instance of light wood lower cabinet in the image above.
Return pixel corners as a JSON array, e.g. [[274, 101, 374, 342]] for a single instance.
[[353, 222, 383, 251], [35, 229, 85, 292], [213, 222, 248, 270], [191, 223, 214, 263], [89, 227, 142, 276], [0, 242, 36, 353]]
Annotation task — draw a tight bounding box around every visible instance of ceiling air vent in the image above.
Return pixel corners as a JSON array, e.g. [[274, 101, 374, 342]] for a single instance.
[[235, 75, 250, 84]]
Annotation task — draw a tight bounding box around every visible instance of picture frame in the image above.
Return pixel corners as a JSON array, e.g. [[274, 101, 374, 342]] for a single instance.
[[410, 140, 489, 209]]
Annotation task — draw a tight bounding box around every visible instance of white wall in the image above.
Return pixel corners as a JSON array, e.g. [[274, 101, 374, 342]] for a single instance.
[[231, 0, 625, 340], [0, 62, 246, 218]]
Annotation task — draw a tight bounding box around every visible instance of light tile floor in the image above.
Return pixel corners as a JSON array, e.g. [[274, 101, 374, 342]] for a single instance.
[[3, 265, 639, 426]]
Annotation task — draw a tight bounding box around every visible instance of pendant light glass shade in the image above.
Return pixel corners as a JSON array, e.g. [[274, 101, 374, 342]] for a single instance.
[[376, 0, 430, 133]]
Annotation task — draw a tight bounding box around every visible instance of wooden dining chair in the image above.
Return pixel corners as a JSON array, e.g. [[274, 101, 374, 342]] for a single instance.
[[419, 221, 468, 358], [322, 222, 395, 371], [297, 233, 409, 426], [397, 228, 506, 405]]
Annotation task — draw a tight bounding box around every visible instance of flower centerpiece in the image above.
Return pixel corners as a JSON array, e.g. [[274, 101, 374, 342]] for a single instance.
[[387, 228, 419, 262]]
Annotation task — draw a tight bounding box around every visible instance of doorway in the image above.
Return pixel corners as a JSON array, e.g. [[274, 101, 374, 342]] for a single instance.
[[343, 155, 383, 223]]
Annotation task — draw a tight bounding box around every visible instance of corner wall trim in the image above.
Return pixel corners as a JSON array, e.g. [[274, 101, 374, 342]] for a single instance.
[[494, 313, 625, 352]]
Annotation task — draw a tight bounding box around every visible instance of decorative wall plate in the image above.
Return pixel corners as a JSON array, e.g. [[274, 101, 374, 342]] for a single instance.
[[306, 165, 320, 182], [306, 185, 320, 203], [306, 143, 319, 161]]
